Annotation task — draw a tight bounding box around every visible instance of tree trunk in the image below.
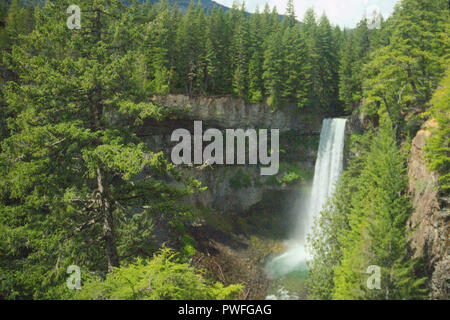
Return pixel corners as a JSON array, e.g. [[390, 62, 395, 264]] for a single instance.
[[97, 167, 120, 272]]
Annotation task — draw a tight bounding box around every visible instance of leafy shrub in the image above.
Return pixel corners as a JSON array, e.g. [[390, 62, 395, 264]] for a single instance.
[[75, 249, 243, 300]]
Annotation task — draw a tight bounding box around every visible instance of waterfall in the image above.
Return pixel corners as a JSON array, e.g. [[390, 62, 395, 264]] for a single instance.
[[266, 118, 347, 278], [305, 118, 347, 239]]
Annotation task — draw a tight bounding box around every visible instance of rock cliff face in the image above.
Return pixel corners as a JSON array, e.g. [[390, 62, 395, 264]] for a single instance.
[[155, 94, 323, 134], [138, 95, 324, 254], [408, 120, 449, 299], [142, 95, 324, 215]]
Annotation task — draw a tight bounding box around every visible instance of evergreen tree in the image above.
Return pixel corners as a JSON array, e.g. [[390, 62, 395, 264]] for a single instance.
[[339, 32, 358, 112], [0, 0, 199, 298], [332, 120, 427, 299], [75, 249, 243, 300], [308, 121, 428, 300], [301, 8, 320, 106], [231, 2, 249, 99], [307, 130, 374, 300], [148, 1, 177, 95], [424, 66, 450, 192], [316, 14, 340, 112], [2, 0, 33, 45], [362, 0, 449, 128], [212, 7, 233, 94], [281, 25, 310, 107], [247, 7, 263, 102], [1, 0, 447, 301], [259, 3, 273, 44], [284, 0, 297, 29], [175, 1, 206, 95], [338, 19, 373, 113], [306, 181, 351, 300], [135, 1, 175, 96], [263, 32, 283, 109], [0, 0, 35, 146], [354, 18, 371, 59]]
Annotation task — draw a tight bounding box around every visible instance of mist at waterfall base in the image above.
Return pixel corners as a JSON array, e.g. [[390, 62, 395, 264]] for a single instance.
[[265, 118, 347, 294]]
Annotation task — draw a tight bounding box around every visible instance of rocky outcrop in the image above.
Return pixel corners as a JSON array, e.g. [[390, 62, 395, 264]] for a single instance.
[[347, 110, 374, 135], [184, 166, 277, 213], [408, 119, 449, 300], [155, 94, 323, 133], [142, 95, 323, 215]]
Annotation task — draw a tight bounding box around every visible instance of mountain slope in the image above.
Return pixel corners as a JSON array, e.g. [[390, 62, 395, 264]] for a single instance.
[[149, 0, 230, 12]]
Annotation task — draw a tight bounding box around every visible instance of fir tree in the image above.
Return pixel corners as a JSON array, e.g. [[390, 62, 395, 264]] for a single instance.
[[231, 2, 249, 99], [424, 66, 450, 192], [316, 14, 340, 113], [362, 0, 449, 128], [332, 120, 427, 299], [281, 25, 310, 107], [0, 0, 199, 298], [263, 32, 283, 109]]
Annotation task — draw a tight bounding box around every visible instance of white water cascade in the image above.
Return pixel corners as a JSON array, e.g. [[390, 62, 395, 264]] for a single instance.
[[266, 118, 347, 278]]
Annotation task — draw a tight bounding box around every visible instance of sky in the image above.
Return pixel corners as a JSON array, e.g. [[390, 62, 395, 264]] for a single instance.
[[215, 0, 400, 28]]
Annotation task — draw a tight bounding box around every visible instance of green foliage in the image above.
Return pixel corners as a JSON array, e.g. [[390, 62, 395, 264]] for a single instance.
[[308, 1, 447, 299], [336, 120, 427, 299], [0, 0, 202, 299], [315, 14, 340, 112], [306, 184, 352, 300], [306, 131, 372, 299], [231, 3, 249, 99], [424, 66, 450, 191], [361, 0, 449, 127], [229, 168, 252, 189], [266, 162, 313, 187], [180, 234, 197, 258], [278, 171, 300, 185], [307, 121, 428, 300], [124, 0, 342, 111], [281, 26, 311, 108], [338, 19, 374, 113], [247, 12, 264, 104], [1, 0, 448, 301], [75, 249, 243, 300], [262, 32, 283, 109]]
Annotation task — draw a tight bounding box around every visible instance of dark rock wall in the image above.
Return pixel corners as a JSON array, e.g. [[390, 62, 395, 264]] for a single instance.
[[408, 120, 449, 300]]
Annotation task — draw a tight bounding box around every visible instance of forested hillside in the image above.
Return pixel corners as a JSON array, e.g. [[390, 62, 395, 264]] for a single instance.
[[0, 0, 448, 300], [307, 0, 449, 300], [1, 0, 338, 111]]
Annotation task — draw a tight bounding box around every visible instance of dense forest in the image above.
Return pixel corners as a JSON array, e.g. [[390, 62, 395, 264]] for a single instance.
[[0, 0, 448, 300]]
